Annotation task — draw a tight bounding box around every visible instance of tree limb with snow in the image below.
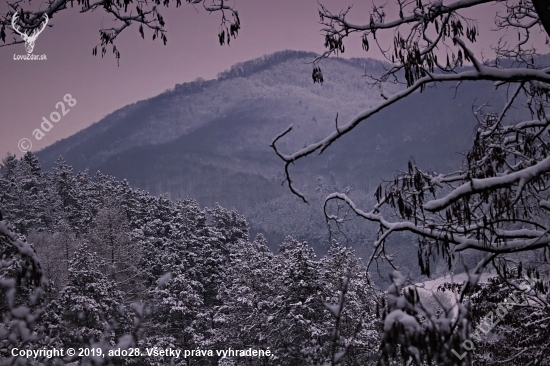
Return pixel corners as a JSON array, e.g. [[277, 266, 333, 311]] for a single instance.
[[0, 0, 239, 63], [270, 0, 550, 363]]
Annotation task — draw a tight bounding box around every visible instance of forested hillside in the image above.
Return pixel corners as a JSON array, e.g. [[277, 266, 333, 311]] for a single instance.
[[2, 152, 549, 365], [33, 50, 512, 273], [0, 152, 381, 365], [3, 0, 550, 361]]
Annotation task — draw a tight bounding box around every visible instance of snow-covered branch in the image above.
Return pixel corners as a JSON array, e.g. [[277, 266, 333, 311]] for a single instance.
[[0, 0, 240, 61], [273, 61, 550, 192], [0, 213, 43, 286], [424, 155, 550, 212]]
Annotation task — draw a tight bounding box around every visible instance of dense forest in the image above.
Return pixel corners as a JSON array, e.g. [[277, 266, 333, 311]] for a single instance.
[[0, 152, 383, 365], [1, 152, 549, 365]]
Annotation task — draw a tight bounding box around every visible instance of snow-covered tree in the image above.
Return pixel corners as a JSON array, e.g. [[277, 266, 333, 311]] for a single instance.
[[0, 209, 47, 365], [0, 0, 240, 63], [207, 203, 249, 246], [27, 229, 69, 292], [265, 0, 550, 364], [0, 152, 49, 234], [88, 197, 138, 291], [214, 234, 278, 362], [466, 267, 550, 365], [319, 243, 380, 365], [269, 236, 327, 365], [46, 244, 130, 352]]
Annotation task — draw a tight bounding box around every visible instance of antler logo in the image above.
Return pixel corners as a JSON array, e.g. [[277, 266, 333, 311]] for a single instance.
[[11, 12, 48, 54]]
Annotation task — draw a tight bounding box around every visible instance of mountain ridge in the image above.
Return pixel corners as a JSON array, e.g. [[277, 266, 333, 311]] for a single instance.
[[37, 50, 396, 173], [34, 50, 508, 267]]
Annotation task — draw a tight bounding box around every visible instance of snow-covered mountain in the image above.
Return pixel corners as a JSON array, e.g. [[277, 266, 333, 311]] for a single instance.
[[36, 50, 506, 263]]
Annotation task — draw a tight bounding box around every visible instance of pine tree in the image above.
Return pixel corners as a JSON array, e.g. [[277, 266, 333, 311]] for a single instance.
[[0, 154, 28, 233], [207, 204, 249, 246], [273, 236, 325, 365], [215, 234, 278, 362], [22, 152, 40, 176], [52, 157, 76, 208], [47, 245, 130, 350], [145, 265, 205, 364]]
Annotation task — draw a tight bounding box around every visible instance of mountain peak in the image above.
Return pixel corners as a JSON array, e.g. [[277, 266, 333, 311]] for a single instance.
[[217, 50, 319, 80]]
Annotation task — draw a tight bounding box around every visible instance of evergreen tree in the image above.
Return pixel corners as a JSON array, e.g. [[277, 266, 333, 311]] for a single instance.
[[145, 265, 205, 365], [215, 234, 278, 364], [0, 154, 33, 233], [272, 236, 325, 365], [47, 245, 130, 351], [207, 204, 249, 246], [52, 157, 76, 208]]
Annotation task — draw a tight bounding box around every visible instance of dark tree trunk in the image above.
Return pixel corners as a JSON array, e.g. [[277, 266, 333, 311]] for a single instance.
[[533, 0, 550, 37]]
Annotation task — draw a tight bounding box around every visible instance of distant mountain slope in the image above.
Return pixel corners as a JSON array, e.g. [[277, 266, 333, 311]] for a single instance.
[[37, 51, 392, 170], [36, 50, 509, 265]]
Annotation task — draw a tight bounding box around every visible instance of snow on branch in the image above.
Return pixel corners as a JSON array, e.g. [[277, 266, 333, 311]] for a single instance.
[[272, 0, 549, 203], [0, 213, 43, 285], [424, 155, 550, 212], [274, 60, 550, 201], [0, 0, 240, 62]]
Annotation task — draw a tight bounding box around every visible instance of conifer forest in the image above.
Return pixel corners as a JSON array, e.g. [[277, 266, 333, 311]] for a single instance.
[[2, 0, 550, 365]]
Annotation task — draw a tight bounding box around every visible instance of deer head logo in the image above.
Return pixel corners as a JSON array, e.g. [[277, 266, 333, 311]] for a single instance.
[[11, 12, 48, 54]]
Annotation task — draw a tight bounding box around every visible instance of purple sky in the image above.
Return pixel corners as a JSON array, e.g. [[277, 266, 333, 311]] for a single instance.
[[0, 0, 542, 159]]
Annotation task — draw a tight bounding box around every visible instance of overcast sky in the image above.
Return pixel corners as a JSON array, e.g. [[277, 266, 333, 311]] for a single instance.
[[0, 0, 542, 159]]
